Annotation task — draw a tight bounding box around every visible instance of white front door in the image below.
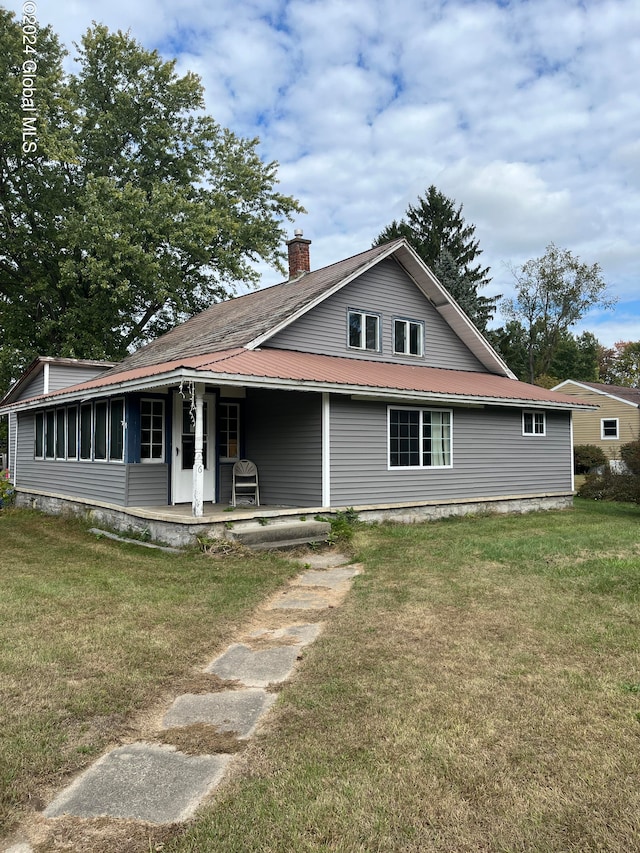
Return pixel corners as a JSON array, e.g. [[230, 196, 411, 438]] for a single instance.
[[172, 393, 215, 504]]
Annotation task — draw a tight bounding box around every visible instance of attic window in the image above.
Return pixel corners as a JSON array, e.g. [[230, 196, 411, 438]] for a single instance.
[[393, 318, 424, 357], [348, 309, 380, 352], [523, 411, 546, 436]]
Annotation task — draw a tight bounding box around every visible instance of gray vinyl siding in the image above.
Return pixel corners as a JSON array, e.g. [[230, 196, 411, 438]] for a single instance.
[[48, 364, 108, 393], [244, 388, 322, 506], [125, 464, 169, 506], [16, 411, 128, 503], [16, 373, 44, 401], [329, 397, 572, 505], [268, 258, 485, 372]]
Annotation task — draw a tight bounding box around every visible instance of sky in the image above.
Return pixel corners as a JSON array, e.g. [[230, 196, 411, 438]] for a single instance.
[[24, 0, 640, 347]]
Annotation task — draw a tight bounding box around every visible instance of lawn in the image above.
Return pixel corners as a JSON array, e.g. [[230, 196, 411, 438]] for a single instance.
[[2, 501, 640, 852], [0, 509, 299, 842]]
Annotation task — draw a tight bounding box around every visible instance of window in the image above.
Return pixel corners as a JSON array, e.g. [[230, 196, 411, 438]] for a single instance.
[[523, 411, 546, 436], [601, 418, 619, 440], [110, 399, 125, 460], [389, 408, 452, 468], [80, 404, 92, 460], [67, 407, 78, 459], [348, 310, 380, 351], [35, 412, 44, 458], [393, 318, 424, 357], [141, 399, 165, 462], [55, 409, 66, 459], [219, 402, 240, 460], [45, 410, 55, 459], [94, 401, 108, 460]]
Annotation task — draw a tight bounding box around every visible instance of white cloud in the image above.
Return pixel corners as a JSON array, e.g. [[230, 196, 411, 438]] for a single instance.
[[30, 0, 640, 348]]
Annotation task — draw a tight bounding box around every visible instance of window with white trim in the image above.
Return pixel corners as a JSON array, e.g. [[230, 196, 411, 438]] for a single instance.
[[601, 418, 619, 439], [35, 412, 44, 459], [348, 309, 380, 351], [67, 407, 78, 460], [388, 407, 452, 468], [219, 402, 240, 461], [140, 399, 165, 462], [523, 411, 546, 436], [393, 318, 424, 357]]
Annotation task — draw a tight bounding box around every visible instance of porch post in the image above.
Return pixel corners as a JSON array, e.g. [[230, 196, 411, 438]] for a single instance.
[[192, 383, 205, 517]]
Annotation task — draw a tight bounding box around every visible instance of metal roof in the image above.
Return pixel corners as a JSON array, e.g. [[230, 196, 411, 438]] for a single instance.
[[3, 347, 596, 412]]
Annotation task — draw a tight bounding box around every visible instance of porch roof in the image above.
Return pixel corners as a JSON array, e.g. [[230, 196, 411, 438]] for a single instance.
[[2, 346, 597, 413]]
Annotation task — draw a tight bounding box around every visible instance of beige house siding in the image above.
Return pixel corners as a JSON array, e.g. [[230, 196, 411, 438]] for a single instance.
[[556, 382, 640, 460]]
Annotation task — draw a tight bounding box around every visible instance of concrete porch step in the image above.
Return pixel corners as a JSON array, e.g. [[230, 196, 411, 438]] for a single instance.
[[229, 519, 331, 550]]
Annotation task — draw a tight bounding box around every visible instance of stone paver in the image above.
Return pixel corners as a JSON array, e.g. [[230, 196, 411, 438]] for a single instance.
[[28, 558, 362, 847], [43, 743, 230, 824], [162, 688, 277, 738], [205, 642, 302, 687]]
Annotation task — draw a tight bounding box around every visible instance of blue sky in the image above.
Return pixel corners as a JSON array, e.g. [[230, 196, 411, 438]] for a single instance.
[[28, 0, 640, 348]]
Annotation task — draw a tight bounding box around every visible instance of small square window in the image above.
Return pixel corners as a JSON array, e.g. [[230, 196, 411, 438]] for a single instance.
[[523, 411, 546, 436], [601, 418, 618, 439]]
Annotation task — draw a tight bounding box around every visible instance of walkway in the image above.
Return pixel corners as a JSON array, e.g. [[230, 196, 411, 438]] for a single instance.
[[5, 553, 361, 852]]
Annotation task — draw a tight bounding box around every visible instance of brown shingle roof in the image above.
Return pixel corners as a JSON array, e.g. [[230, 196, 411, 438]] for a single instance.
[[578, 381, 640, 406], [111, 241, 401, 372]]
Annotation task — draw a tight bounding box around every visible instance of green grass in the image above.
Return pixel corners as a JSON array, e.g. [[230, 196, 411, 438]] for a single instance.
[[166, 499, 640, 853], [0, 509, 298, 839], [3, 501, 640, 851]]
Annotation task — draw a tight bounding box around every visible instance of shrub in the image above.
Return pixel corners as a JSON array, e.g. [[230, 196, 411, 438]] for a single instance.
[[620, 439, 640, 475], [578, 468, 640, 504], [0, 470, 15, 508], [574, 444, 607, 474]]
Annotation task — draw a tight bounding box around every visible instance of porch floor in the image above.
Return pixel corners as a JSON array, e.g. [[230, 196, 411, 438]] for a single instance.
[[123, 502, 328, 525]]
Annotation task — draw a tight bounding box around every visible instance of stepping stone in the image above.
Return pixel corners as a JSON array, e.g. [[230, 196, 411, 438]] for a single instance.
[[294, 566, 361, 590], [247, 623, 322, 645], [162, 689, 276, 738], [291, 552, 350, 569], [205, 643, 302, 687], [270, 587, 335, 610], [43, 743, 230, 824]]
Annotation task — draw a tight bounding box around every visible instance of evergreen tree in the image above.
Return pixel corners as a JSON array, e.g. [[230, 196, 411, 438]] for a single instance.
[[374, 185, 497, 331]]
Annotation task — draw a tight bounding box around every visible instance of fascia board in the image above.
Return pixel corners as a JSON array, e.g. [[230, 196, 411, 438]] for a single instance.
[[392, 243, 517, 380], [245, 241, 404, 350]]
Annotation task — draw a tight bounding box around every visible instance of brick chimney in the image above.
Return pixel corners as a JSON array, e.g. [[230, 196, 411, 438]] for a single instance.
[[287, 230, 311, 280]]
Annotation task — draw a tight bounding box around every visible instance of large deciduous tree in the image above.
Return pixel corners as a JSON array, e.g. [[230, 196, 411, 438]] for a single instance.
[[0, 13, 302, 393], [501, 243, 615, 384], [599, 341, 640, 387], [374, 185, 497, 331]]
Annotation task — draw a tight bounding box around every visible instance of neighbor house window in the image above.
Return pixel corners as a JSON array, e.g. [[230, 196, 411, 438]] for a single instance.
[[348, 309, 380, 351], [219, 402, 240, 461], [523, 411, 546, 436], [388, 407, 452, 468], [393, 318, 424, 357], [67, 407, 78, 459], [601, 418, 618, 440], [35, 412, 44, 458], [140, 399, 165, 462], [109, 399, 125, 461]]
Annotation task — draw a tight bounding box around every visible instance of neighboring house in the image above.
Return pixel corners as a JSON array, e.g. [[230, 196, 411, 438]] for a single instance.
[[0, 236, 595, 540], [551, 380, 640, 462]]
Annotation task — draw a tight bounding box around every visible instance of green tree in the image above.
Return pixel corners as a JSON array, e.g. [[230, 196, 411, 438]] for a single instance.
[[501, 243, 615, 384], [0, 14, 302, 393], [374, 185, 497, 331], [599, 341, 640, 387]]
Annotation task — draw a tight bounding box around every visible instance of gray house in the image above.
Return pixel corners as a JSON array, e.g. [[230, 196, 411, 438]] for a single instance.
[[0, 236, 593, 542]]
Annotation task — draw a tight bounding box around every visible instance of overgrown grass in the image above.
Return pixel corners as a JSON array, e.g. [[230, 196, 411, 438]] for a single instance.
[[166, 499, 640, 853], [0, 509, 298, 839]]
